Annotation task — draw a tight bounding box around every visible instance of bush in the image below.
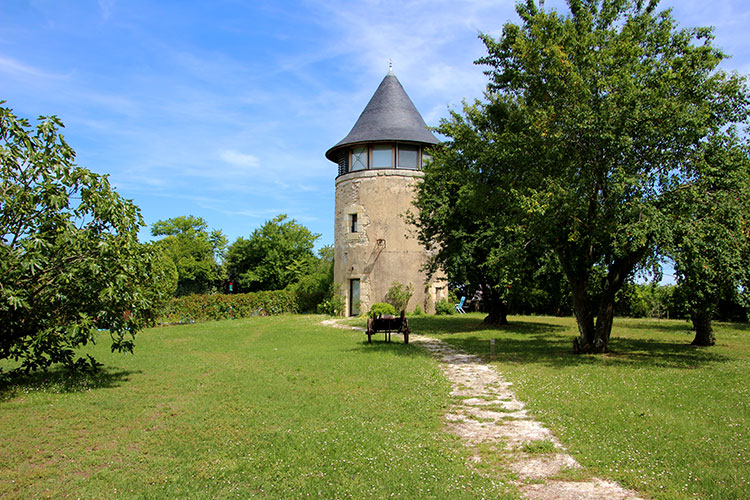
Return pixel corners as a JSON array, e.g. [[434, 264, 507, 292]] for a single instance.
[[412, 305, 424, 316], [385, 281, 414, 313], [290, 273, 329, 313], [369, 302, 397, 318], [435, 299, 455, 315], [317, 292, 344, 316], [159, 290, 298, 324]]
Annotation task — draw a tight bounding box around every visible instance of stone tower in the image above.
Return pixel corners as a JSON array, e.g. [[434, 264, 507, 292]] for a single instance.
[[326, 70, 447, 316]]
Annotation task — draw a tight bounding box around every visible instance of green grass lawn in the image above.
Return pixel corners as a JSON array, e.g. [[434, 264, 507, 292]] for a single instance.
[[409, 314, 750, 500], [3, 314, 748, 499], [0, 316, 517, 500]]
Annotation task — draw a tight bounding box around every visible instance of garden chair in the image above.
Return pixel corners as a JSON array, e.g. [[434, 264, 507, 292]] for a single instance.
[[455, 296, 466, 314]]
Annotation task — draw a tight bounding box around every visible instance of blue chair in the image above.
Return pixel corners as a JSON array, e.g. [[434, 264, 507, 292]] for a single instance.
[[455, 296, 466, 314]]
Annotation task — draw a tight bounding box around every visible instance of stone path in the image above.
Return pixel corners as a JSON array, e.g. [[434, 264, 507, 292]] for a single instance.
[[322, 320, 645, 500]]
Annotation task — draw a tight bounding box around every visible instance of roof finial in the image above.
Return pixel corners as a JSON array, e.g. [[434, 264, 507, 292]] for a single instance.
[[388, 58, 393, 74]]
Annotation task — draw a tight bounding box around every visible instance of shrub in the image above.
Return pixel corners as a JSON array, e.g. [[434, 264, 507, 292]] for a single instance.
[[369, 302, 397, 319], [159, 290, 298, 324], [385, 281, 414, 313], [317, 291, 344, 316], [412, 304, 424, 316], [290, 273, 329, 313], [435, 299, 455, 315]]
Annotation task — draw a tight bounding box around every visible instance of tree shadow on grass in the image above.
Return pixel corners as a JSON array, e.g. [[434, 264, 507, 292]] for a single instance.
[[349, 337, 435, 359], [443, 333, 730, 370], [406, 315, 731, 370], [410, 314, 569, 336], [0, 366, 138, 402]]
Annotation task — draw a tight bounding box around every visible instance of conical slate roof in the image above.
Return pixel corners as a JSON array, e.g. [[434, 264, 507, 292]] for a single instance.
[[325, 71, 439, 161]]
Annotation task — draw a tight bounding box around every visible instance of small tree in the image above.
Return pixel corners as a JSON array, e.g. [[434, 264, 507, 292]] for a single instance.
[[226, 215, 319, 292], [384, 281, 414, 313], [151, 215, 226, 296], [667, 133, 750, 345], [0, 105, 175, 373], [290, 245, 335, 313]]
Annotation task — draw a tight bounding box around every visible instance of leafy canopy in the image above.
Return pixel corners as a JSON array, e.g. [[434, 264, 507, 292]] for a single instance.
[[151, 215, 226, 296], [666, 133, 750, 345], [226, 214, 320, 292], [416, 0, 749, 351], [0, 105, 176, 373]]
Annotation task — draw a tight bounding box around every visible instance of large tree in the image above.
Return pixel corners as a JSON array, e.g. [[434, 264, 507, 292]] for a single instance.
[[151, 215, 226, 296], [667, 133, 750, 346], [410, 103, 540, 325], [419, 0, 748, 352], [0, 106, 176, 373], [226, 214, 319, 292]]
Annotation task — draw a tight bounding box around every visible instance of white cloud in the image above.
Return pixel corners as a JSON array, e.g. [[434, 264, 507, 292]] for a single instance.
[[0, 56, 71, 81], [219, 149, 261, 168], [98, 0, 116, 21]]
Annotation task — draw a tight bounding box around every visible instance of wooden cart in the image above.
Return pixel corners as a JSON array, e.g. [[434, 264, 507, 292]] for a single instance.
[[366, 311, 410, 344]]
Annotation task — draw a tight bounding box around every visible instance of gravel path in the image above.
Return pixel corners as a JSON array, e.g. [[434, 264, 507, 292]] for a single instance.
[[322, 319, 646, 500]]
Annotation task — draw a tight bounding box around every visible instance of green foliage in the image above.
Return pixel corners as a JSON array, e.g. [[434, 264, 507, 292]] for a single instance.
[[666, 134, 750, 344], [226, 214, 319, 292], [384, 281, 414, 313], [316, 281, 344, 316], [0, 105, 173, 374], [409, 119, 522, 324], [420, 1, 749, 351], [368, 302, 397, 319], [616, 283, 675, 319], [412, 305, 425, 316], [289, 245, 335, 313], [159, 290, 297, 323], [151, 215, 226, 296], [316, 294, 344, 316], [434, 299, 455, 316]]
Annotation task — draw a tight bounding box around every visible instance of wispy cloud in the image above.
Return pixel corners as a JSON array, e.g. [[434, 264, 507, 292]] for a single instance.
[[220, 149, 261, 169], [0, 56, 72, 81], [97, 0, 116, 21]]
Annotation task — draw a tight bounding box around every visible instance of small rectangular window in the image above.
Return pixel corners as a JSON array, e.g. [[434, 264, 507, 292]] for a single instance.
[[398, 145, 419, 169], [351, 146, 367, 171], [372, 144, 393, 168], [350, 213, 358, 233]]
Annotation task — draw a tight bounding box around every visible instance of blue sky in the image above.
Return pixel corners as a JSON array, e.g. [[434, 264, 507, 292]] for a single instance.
[[2, 0, 749, 267]]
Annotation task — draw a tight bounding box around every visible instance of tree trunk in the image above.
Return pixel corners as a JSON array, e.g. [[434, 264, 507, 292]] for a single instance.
[[566, 252, 642, 354], [482, 285, 508, 325], [592, 298, 615, 353], [690, 309, 716, 346], [569, 278, 596, 352]]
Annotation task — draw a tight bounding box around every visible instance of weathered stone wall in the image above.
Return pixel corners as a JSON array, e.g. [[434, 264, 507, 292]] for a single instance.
[[334, 169, 447, 316]]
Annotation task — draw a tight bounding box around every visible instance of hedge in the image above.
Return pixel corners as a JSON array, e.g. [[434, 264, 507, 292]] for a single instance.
[[158, 290, 298, 324]]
